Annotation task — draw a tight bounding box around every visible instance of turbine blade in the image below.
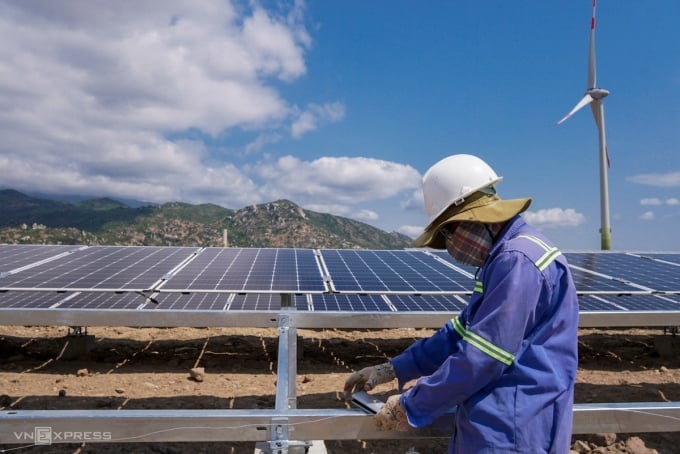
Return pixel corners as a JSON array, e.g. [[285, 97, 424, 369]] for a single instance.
[[606, 145, 610, 168], [557, 94, 594, 124], [590, 101, 611, 168], [590, 101, 602, 132], [587, 0, 597, 88]]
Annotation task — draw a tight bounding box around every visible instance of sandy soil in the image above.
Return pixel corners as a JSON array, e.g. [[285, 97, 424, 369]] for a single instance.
[[1, 325, 679, 453]]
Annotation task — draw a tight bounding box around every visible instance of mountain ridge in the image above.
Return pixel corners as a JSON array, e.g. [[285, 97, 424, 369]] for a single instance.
[[0, 189, 412, 249]]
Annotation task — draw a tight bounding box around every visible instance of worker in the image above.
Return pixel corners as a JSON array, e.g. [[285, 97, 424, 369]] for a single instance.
[[344, 154, 579, 453]]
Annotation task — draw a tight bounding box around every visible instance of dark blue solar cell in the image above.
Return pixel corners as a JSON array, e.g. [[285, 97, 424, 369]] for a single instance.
[[146, 292, 289, 311], [0, 245, 83, 274], [0, 291, 70, 309], [0, 246, 197, 290], [229, 293, 282, 310], [163, 248, 325, 292], [321, 249, 472, 293], [579, 294, 680, 312], [637, 253, 680, 266], [569, 267, 645, 294], [148, 292, 227, 311], [564, 252, 680, 292], [307, 294, 392, 311], [57, 291, 150, 310], [428, 250, 479, 276], [388, 294, 469, 312]]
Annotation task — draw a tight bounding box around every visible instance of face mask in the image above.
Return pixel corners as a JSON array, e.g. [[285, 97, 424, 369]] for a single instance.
[[444, 222, 494, 267]]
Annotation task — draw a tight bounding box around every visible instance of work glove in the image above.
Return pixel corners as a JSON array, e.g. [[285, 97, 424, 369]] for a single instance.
[[343, 362, 396, 400], [375, 394, 410, 432]]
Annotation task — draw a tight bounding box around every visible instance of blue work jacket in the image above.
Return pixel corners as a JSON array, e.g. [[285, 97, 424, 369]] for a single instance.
[[391, 216, 579, 453]]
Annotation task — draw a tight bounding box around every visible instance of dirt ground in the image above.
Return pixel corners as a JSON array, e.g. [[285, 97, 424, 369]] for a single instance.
[[1, 325, 679, 454]]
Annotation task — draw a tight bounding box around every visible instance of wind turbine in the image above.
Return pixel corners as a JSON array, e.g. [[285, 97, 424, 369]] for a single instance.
[[558, 0, 612, 250]]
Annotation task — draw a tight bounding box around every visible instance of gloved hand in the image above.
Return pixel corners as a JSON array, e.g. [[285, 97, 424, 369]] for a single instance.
[[343, 362, 396, 400], [375, 394, 410, 432]]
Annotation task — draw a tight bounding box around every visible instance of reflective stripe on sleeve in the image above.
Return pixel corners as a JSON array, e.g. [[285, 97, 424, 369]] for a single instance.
[[473, 280, 483, 294], [451, 316, 515, 366], [516, 235, 562, 271]]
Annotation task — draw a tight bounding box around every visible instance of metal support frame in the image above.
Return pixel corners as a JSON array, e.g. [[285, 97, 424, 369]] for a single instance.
[[2, 308, 680, 329], [2, 305, 680, 447], [266, 310, 315, 454], [3, 403, 680, 445]]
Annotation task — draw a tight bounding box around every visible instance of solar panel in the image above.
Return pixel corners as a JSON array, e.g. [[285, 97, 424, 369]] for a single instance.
[[569, 267, 648, 294], [304, 294, 393, 311], [427, 250, 479, 276], [388, 294, 469, 312], [229, 293, 284, 310], [0, 246, 197, 290], [565, 252, 680, 292], [0, 244, 83, 274], [162, 248, 326, 293], [321, 249, 472, 293], [56, 291, 151, 310], [579, 294, 680, 312], [0, 290, 71, 309], [1, 246, 679, 329], [634, 253, 680, 267], [148, 292, 229, 311]]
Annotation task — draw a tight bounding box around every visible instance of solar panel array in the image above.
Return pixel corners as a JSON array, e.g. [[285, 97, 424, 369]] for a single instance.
[[1, 246, 680, 321], [321, 249, 471, 293]]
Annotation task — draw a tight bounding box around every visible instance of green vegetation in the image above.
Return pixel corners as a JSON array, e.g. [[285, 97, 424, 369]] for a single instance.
[[0, 190, 411, 249]]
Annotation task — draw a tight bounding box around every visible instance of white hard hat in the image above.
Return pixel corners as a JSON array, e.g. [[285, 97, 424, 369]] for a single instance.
[[412, 154, 532, 249], [422, 154, 502, 228]]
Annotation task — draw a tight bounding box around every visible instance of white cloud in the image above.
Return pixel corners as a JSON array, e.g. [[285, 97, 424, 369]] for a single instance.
[[291, 102, 345, 138], [256, 155, 421, 206], [304, 204, 350, 216], [640, 211, 655, 221], [0, 0, 339, 207], [523, 208, 585, 228], [236, 155, 421, 222], [353, 209, 379, 221], [400, 189, 424, 211], [627, 172, 680, 187], [398, 225, 424, 239], [245, 133, 282, 154], [640, 197, 679, 206]]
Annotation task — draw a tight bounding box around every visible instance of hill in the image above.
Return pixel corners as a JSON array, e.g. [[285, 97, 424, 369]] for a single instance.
[[0, 189, 412, 249]]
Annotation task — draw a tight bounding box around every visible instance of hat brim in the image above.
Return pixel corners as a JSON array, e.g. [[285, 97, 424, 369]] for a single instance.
[[412, 195, 532, 249]]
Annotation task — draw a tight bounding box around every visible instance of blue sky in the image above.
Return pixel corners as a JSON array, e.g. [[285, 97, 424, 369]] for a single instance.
[[0, 1, 678, 251]]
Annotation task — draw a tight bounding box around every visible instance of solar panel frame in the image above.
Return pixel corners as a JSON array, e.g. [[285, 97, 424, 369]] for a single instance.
[[0, 290, 72, 309], [161, 248, 326, 293], [56, 291, 152, 310], [304, 294, 393, 311], [568, 267, 650, 294], [564, 252, 680, 292], [321, 249, 472, 293], [427, 250, 479, 277], [229, 293, 285, 311], [632, 253, 680, 267], [579, 294, 680, 312], [0, 244, 84, 274], [388, 294, 469, 312], [0, 246, 198, 291], [1, 246, 680, 330]]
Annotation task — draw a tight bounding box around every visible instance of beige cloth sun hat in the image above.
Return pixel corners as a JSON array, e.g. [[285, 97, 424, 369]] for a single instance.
[[412, 192, 532, 249]]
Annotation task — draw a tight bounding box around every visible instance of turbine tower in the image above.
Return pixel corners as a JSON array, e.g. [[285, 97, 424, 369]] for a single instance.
[[558, 0, 612, 250]]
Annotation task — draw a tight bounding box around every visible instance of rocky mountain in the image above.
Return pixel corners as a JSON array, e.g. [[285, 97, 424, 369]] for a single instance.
[[0, 189, 413, 249]]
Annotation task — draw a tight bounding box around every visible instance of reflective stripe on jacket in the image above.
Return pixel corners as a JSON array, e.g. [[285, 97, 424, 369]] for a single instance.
[[390, 216, 579, 453]]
